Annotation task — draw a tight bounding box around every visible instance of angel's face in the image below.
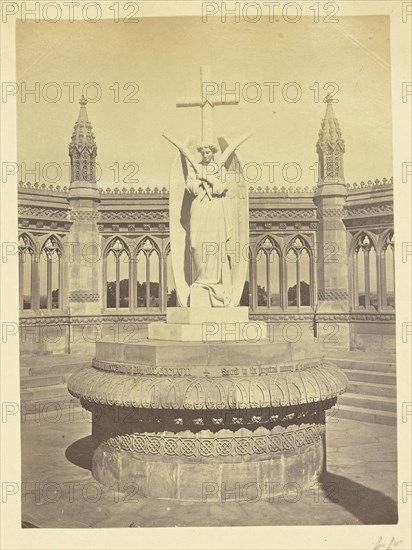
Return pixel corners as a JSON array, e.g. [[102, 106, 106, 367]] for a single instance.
[[200, 148, 214, 163]]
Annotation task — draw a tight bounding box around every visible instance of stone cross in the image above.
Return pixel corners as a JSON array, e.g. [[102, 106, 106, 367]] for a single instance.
[[176, 65, 238, 144]]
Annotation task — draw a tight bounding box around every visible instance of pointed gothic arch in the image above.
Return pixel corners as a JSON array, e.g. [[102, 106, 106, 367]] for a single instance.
[[104, 237, 131, 309], [39, 235, 63, 310], [379, 230, 395, 308], [18, 233, 36, 310], [284, 235, 313, 308], [103, 236, 132, 258], [350, 230, 378, 256], [255, 236, 282, 308], [135, 237, 161, 309], [352, 232, 378, 309]]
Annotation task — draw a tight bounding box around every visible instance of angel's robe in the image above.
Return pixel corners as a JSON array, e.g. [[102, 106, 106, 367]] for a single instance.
[[185, 160, 234, 306]]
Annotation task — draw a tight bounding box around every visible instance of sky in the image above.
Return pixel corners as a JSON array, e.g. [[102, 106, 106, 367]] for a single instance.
[[16, 16, 393, 189]]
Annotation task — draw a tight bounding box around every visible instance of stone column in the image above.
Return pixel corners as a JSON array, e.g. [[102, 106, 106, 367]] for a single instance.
[[315, 191, 349, 312], [313, 97, 350, 350], [68, 181, 101, 353], [67, 96, 101, 353]]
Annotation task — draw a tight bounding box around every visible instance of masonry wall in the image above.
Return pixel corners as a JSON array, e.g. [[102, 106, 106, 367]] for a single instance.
[[17, 178, 395, 357]]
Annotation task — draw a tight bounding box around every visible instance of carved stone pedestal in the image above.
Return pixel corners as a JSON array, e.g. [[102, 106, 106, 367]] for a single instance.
[[68, 339, 347, 502], [149, 306, 266, 342]]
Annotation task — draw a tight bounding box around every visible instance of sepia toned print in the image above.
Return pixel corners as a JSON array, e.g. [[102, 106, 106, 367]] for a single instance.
[[2, 5, 409, 545]]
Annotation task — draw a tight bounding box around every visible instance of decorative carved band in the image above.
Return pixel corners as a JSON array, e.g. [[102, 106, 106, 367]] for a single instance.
[[251, 313, 315, 321], [18, 206, 69, 219], [101, 210, 167, 221], [249, 185, 316, 194], [318, 289, 349, 301], [104, 424, 325, 458], [18, 181, 69, 194], [344, 204, 393, 217], [99, 186, 168, 195], [18, 312, 395, 326], [250, 209, 316, 220], [68, 361, 348, 410], [69, 291, 100, 303], [70, 210, 99, 221], [349, 312, 396, 322], [317, 207, 345, 219], [18, 178, 393, 195], [91, 357, 323, 377], [19, 219, 72, 231], [346, 177, 393, 190], [19, 313, 166, 326]]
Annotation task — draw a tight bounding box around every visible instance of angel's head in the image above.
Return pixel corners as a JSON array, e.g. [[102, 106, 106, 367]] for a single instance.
[[197, 143, 219, 164]]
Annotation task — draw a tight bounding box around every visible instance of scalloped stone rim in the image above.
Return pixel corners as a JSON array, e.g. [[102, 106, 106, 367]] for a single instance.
[[68, 360, 348, 410]]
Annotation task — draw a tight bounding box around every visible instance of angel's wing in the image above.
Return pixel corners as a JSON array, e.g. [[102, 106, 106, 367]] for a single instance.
[[217, 135, 249, 307], [218, 133, 252, 170], [168, 137, 198, 307], [163, 133, 199, 174]]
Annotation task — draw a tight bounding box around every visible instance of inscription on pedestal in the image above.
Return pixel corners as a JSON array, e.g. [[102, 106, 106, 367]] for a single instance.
[[92, 357, 325, 378]]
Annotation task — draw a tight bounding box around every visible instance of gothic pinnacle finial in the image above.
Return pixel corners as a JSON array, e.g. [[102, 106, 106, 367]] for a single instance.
[[69, 94, 97, 185], [317, 92, 345, 184]]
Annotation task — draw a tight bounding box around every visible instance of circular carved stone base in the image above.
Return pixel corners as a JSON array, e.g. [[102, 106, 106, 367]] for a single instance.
[[89, 405, 327, 502], [68, 339, 347, 502]]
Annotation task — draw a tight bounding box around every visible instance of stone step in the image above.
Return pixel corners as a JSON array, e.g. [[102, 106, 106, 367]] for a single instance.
[[20, 374, 71, 389], [336, 350, 395, 361], [325, 357, 396, 373], [27, 360, 89, 377], [20, 361, 87, 381], [339, 392, 396, 413], [21, 383, 72, 402], [20, 355, 92, 376], [332, 403, 396, 427], [348, 380, 396, 398], [343, 369, 396, 385], [20, 397, 83, 419]]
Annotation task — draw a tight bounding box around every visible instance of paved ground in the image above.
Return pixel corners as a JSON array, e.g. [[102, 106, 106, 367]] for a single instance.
[[20, 401, 398, 528]]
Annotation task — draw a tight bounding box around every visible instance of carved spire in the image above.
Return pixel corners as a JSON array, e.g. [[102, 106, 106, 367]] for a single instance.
[[316, 94, 345, 184], [69, 96, 97, 184]]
